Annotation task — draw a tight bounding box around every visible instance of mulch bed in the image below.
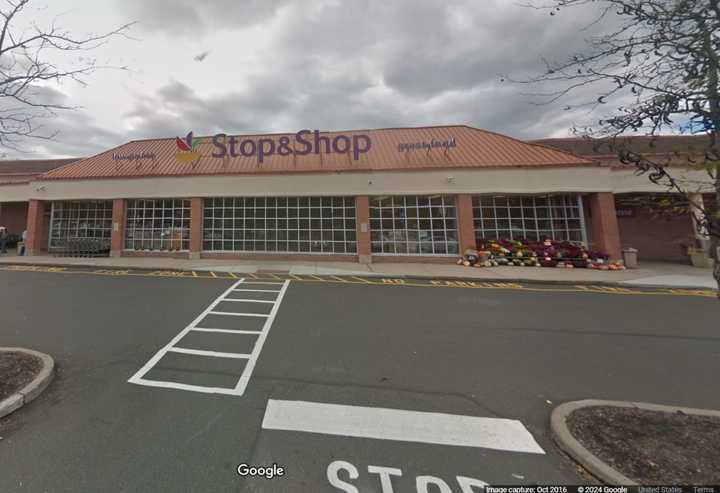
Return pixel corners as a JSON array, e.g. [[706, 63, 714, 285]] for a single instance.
[[567, 406, 720, 484], [0, 351, 42, 401]]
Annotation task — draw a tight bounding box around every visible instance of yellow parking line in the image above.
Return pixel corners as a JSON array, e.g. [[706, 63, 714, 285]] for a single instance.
[[0, 265, 714, 298]]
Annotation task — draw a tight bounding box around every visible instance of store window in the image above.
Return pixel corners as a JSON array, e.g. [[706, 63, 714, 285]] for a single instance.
[[202, 197, 357, 254], [473, 194, 586, 243], [370, 195, 459, 255], [125, 199, 191, 251], [49, 201, 113, 250]]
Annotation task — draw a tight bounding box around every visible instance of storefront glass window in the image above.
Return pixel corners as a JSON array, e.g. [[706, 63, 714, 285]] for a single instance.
[[125, 199, 191, 251], [370, 195, 459, 255], [49, 201, 113, 250], [202, 196, 357, 254], [473, 194, 586, 243]]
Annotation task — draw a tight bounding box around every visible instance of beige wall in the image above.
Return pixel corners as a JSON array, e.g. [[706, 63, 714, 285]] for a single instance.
[[0, 182, 32, 201], [1, 166, 713, 202], [609, 168, 714, 194], [15, 167, 613, 201]]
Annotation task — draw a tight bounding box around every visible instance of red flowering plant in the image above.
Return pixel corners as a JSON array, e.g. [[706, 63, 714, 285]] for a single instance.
[[475, 237, 611, 268]]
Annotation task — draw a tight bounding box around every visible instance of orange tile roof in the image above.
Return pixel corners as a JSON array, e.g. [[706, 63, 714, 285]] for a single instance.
[[41, 126, 594, 181]]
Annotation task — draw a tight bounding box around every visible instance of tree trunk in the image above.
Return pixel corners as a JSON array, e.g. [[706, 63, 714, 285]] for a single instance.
[[714, 170, 720, 296], [704, 23, 720, 296]]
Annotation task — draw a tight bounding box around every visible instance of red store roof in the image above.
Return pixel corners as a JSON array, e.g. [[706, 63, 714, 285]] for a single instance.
[[40, 125, 594, 181], [531, 134, 711, 168], [0, 158, 80, 184]]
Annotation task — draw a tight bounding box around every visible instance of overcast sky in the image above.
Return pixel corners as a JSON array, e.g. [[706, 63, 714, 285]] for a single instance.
[[4, 0, 614, 159]]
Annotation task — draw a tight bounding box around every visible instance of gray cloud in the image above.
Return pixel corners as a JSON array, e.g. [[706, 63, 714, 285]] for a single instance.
[[5, 0, 622, 157], [124, 0, 288, 37]]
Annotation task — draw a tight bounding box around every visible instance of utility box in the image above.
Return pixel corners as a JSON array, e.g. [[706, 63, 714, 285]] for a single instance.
[[622, 247, 638, 269]]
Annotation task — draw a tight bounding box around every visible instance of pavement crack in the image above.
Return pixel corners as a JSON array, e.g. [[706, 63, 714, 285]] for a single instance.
[[252, 374, 511, 420]]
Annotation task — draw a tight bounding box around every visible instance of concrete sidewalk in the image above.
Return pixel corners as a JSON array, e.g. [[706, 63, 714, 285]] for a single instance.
[[0, 253, 716, 289]]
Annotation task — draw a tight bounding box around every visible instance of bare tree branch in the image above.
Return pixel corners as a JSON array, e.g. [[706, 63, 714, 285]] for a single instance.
[[516, 0, 720, 294], [0, 0, 134, 150]]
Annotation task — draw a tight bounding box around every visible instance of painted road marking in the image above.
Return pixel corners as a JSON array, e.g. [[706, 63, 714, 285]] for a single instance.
[[223, 298, 276, 303], [1, 264, 714, 298], [128, 278, 290, 396], [208, 311, 269, 318], [261, 399, 545, 454], [232, 288, 282, 293], [327, 460, 489, 493], [166, 347, 251, 359], [233, 280, 290, 396], [191, 328, 263, 335], [125, 379, 240, 395]]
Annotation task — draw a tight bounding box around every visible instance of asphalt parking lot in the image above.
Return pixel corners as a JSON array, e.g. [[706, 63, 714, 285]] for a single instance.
[[0, 268, 718, 492]]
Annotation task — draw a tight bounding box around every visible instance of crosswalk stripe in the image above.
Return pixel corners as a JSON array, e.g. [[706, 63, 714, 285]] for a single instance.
[[167, 347, 251, 359], [261, 400, 545, 454], [232, 280, 290, 395], [222, 298, 276, 304], [191, 328, 262, 335], [128, 277, 290, 396], [232, 288, 281, 293], [208, 311, 269, 318]]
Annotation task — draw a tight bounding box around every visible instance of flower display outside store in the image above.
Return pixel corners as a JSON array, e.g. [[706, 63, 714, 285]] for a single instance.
[[457, 238, 626, 270]]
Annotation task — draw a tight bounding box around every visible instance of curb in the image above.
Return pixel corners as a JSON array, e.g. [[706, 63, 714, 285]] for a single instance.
[[1, 260, 715, 290], [0, 347, 54, 420], [369, 274, 714, 291], [551, 399, 720, 485]]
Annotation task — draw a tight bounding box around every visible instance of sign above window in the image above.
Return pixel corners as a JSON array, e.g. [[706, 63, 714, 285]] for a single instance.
[[172, 130, 373, 164], [616, 207, 636, 218]]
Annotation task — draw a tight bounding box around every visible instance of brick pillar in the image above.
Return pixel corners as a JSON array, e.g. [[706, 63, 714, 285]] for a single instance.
[[189, 197, 203, 259], [355, 196, 371, 264], [456, 194, 477, 252], [587, 192, 622, 261], [110, 199, 126, 257], [25, 199, 48, 256]]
